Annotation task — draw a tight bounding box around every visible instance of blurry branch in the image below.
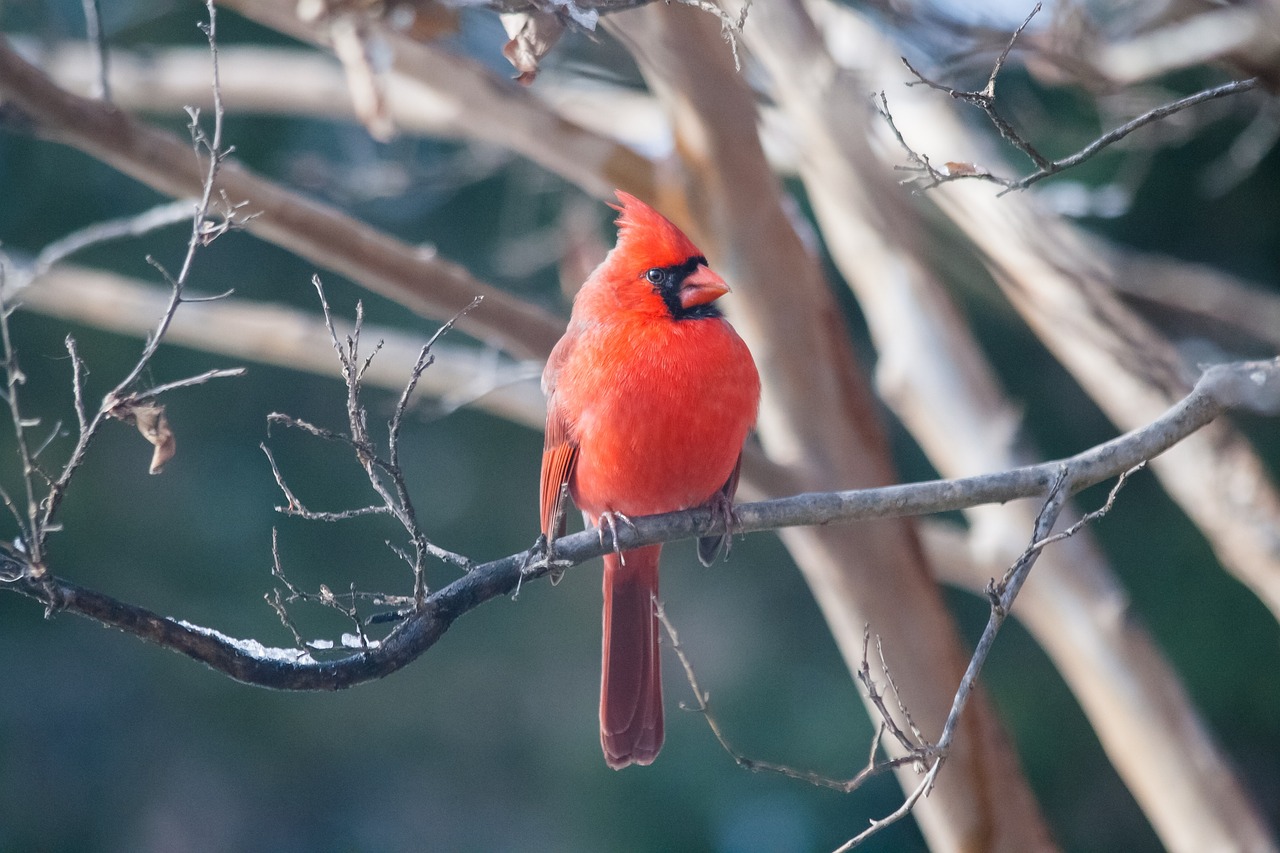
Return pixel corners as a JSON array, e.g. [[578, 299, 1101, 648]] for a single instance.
[[1110, 253, 1280, 354], [9, 263, 544, 429], [27, 40, 496, 143], [749, 3, 1277, 848], [0, 0, 247, 574], [836, 1, 1280, 624], [1086, 5, 1280, 87], [25, 39, 797, 186], [878, 3, 1262, 192], [0, 33, 564, 360], [216, 0, 657, 202], [78, 0, 109, 101], [25, 201, 196, 279], [25, 35, 649, 184]]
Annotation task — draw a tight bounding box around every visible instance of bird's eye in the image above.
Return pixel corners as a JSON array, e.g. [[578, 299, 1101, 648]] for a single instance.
[[645, 268, 665, 284]]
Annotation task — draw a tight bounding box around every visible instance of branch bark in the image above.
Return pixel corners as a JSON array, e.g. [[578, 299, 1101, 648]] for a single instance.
[[746, 2, 1278, 849], [0, 34, 562, 361], [10, 356, 1275, 691]]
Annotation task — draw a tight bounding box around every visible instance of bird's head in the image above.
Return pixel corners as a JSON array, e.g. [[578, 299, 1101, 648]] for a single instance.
[[588, 191, 731, 321]]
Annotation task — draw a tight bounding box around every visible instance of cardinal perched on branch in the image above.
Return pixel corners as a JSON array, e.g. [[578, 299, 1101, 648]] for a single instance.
[[539, 191, 761, 769]]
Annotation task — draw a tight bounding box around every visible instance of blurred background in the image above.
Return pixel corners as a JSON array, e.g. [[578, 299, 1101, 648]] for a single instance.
[[1, 1, 1278, 851]]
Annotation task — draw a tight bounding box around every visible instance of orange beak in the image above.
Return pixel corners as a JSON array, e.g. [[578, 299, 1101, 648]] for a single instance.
[[678, 264, 731, 309]]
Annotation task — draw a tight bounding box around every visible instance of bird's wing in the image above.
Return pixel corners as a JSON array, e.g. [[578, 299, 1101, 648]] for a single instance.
[[540, 335, 579, 539]]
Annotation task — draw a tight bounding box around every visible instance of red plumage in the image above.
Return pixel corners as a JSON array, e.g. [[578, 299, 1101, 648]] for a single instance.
[[540, 191, 760, 769]]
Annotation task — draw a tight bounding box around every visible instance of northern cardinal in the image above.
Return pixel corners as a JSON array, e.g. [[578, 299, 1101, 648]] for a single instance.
[[540, 191, 760, 769]]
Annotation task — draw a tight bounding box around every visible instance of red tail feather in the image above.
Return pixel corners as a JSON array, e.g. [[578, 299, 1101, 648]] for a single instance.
[[600, 545, 664, 769]]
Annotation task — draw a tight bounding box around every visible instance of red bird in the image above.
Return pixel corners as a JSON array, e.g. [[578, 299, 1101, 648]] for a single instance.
[[540, 191, 760, 769]]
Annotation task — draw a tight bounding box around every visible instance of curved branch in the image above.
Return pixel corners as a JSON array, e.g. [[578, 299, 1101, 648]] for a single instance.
[[0, 34, 563, 360], [9, 357, 1277, 691]]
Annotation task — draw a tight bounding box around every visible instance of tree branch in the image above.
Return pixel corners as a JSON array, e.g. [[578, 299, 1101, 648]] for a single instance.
[[0, 32, 564, 361], [5, 357, 1275, 691], [882, 3, 1263, 193]]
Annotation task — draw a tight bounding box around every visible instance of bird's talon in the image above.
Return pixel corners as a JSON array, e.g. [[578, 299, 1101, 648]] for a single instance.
[[522, 533, 574, 585], [596, 510, 637, 562]]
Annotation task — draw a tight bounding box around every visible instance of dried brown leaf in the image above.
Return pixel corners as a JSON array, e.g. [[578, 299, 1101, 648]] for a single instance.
[[500, 10, 566, 85], [107, 398, 177, 474], [132, 403, 176, 474]]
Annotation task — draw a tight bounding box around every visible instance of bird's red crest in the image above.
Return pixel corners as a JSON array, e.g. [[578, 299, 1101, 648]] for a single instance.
[[609, 191, 704, 270]]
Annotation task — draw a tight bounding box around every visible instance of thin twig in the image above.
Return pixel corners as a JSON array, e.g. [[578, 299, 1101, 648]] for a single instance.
[[834, 760, 944, 852], [32, 0, 244, 544], [836, 464, 1142, 849], [883, 1, 1260, 193], [260, 442, 390, 521], [80, 0, 110, 101], [903, 2, 1048, 171], [658, 602, 922, 793], [853, 628, 931, 765], [0, 291, 40, 567], [65, 336, 89, 438], [30, 200, 194, 280], [262, 283, 475, 634], [126, 367, 247, 400], [1022, 79, 1262, 190]]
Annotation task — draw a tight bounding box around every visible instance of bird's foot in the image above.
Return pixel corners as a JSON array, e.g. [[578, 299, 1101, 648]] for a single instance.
[[520, 534, 573, 592], [596, 510, 637, 565], [697, 492, 739, 566]]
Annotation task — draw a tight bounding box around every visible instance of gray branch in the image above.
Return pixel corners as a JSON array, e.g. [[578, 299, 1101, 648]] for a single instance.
[[6, 357, 1277, 692]]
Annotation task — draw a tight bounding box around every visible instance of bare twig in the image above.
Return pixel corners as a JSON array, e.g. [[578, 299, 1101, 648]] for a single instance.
[[262, 281, 476, 635], [904, 3, 1048, 171], [0, 290, 43, 571], [126, 367, 247, 400], [882, 3, 1261, 193], [856, 629, 926, 757], [266, 528, 308, 648], [0, 0, 245, 572], [65, 336, 89, 438], [834, 760, 944, 852], [1000, 463, 1145, 585], [260, 441, 389, 521], [839, 461, 1147, 849], [658, 603, 923, 793]]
